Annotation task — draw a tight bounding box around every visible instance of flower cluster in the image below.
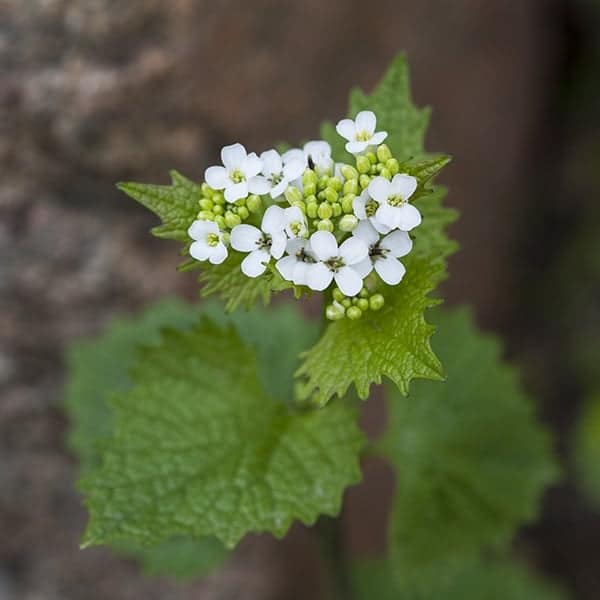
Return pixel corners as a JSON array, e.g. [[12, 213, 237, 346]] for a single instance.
[[188, 111, 422, 320]]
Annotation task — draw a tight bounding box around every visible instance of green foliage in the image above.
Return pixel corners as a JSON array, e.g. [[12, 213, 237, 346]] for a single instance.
[[80, 312, 363, 549], [118, 171, 201, 243], [574, 394, 600, 508], [379, 308, 559, 578], [352, 557, 567, 600]]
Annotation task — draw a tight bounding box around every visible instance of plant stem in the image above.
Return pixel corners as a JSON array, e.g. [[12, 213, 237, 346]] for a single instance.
[[318, 516, 354, 600]]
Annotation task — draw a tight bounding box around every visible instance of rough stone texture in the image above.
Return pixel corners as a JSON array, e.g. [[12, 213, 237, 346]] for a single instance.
[[2, 0, 595, 598]]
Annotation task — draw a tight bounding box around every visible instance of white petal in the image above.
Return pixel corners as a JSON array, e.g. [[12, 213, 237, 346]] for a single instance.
[[270, 231, 287, 259], [306, 262, 333, 291], [224, 181, 248, 202], [248, 175, 271, 195], [292, 261, 311, 285], [370, 131, 388, 145], [230, 224, 261, 251], [310, 231, 338, 261], [282, 148, 306, 167], [390, 173, 418, 200], [260, 149, 282, 177], [368, 176, 391, 203], [286, 237, 307, 254], [353, 219, 379, 246], [353, 194, 368, 220], [283, 159, 305, 181], [304, 140, 331, 159], [188, 219, 218, 240], [339, 237, 368, 265], [261, 205, 285, 234], [242, 152, 263, 178], [354, 257, 374, 279], [346, 140, 369, 155], [396, 203, 422, 231], [374, 256, 406, 285], [375, 203, 401, 228], [241, 249, 270, 277], [336, 118, 356, 141], [209, 243, 228, 265], [275, 255, 298, 281], [381, 230, 413, 257], [221, 143, 246, 170], [189, 240, 211, 261], [355, 110, 376, 135], [204, 166, 230, 190], [335, 266, 363, 297], [370, 217, 392, 234], [284, 205, 304, 225], [270, 179, 288, 199]]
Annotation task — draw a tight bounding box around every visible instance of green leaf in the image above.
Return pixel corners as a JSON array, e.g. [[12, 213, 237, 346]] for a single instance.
[[380, 308, 559, 577], [574, 393, 600, 508], [80, 315, 364, 549], [296, 187, 457, 405], [352, 557, 567, 600], [199, 253, 293, 312], [118, 170, 201, 242]]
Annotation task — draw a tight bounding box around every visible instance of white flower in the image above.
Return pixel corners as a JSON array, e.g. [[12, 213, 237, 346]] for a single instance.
[[352, 220, 412, 285], [187, 220, 228, 265], [282, 141, 334, 175], [256, 149, 305, 199], [353, 190, 391, 234], [230, 205, 287, 277], [336, 111, 388, 155], [204, 143, 269, 203], [276, 237, 316, 285], [368, 174, 421, 231], [282, 205, 307, 238], [306, 231, 368, 297]]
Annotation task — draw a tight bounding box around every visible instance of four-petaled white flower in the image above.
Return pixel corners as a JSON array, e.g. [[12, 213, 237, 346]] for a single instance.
[[368, 174, 421, 231], [188, 220, 228, 265], [230, 206, 287, 277], [283, 141, 333, 176], [306, 231, 368, 297], [282, 205, 308, 238], [336, 111, 388, 155], [256, 149, 305, 199], [276, 238, 316, 285], [204, 143, 268, 203], [352, 220, 412, 285], [353, 190, 392, 234]]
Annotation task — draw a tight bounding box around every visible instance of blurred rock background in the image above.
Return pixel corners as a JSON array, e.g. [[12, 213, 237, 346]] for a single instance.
[[1, 0, 599, 598]]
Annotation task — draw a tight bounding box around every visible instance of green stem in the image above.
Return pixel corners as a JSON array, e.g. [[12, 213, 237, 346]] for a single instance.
[[318, 516, 354, 600]]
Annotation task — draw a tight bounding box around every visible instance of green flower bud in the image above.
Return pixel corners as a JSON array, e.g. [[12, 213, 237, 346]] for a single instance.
[[376, 144, 392, 163], [332, 202, 342, 217], [359, 174, 371, 189], [379, 167, 392, 180], [304, 182, 317, 197], [197, 210, 214, 221], [326, 302, 345, 321], [359, 287, 369, 298], [357, 298, 370, 312], [224, 211, 242, 228], [317, 218, 334, 232], [341, 194, 356, 214], [317, 202, 333, 220], [306, 202, 318, 219], [332, 287, 345, 302], [215, 215, 226, 229], [369, 165, 378, 175], [356, 155, 371, 174], [212, 204, 224, 215], [386, 158, 400, 175], [235, 198, 246, 207], [346, 306, 362, 320], [338, 214, 358, 232], [343, 179, 359, 195], [341, 164, 359, 180], [318, 176, 329, 191], [212, 192, 225, 205], [237, 206, 250, 220], [285, 185, 303, 205], [201, 183, 214, 197], [366, 151, 377, 164], [247, 194, 262, 213], [324, 188, 338, 204], [199, 197, 214, 211], [305, 193, 317, 205], [328, 177, 342, 192], [221, 231, 230, 245], [370, 293, 385, 311], [302, 169, 318, 186], [341, 298, 352, 309], [375, 163, 384, 173]]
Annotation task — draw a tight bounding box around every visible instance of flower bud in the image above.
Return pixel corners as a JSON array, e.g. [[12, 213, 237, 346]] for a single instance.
[[341, 165, 359, 180], [317, 202, 333, 220], [341, 298, 352, 309], [356, 155, 371, 174], [318, 176, 329, 191], [197, 210, 214, 221], [224, 211, 242, 229], [338, 214, 358, 232], [317, 218, 334, 232], [201, 183, 214, 197], [323, 188, 338, 204], [237, 206, 250, 220], [376, 144, 392, 163], [285, 185, 303, 205], [343, 179, 359, 195], [212, 204, 224, 215], [199, 197, 214, 211], [332, 287, 345, 303], [346, 306, 362, 320], [221, 231, 230, 245], [359, 174, 371, 189], [357, 298, 370, 312], [212, 192, 225, 205], [215, 215, 226, 229], [304, 182, 317, 197], [369, 293, 385, 311], [332, 202, 342, 217], [379, 167, 392, 180], [247, 194, 262, 213], [386, 158, 400, 175], [328, 177, 342, 192], [366, 151, 377, 164], [341, 194, 356, 214], [302, 169, 318, 186], [326, 302, 345, 321], [306, 202, 318, 219], [359, 287, 369, 298]]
